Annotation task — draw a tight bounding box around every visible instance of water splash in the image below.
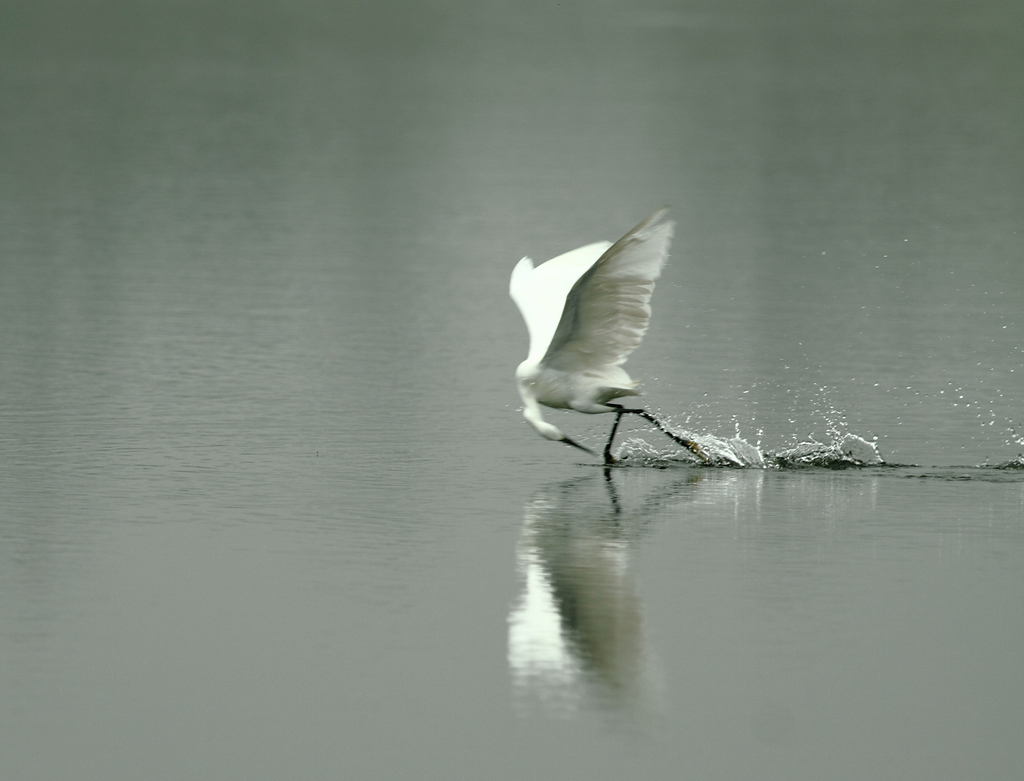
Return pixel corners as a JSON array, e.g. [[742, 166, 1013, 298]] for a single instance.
[[770, 433, 884, 468], [990, 454, 1024, 470], [614, 428, 883, 469]]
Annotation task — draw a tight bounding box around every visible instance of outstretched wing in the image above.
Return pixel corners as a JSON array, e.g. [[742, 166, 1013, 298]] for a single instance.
[[510, 240, 612, 365], [541, 208, 673, 372]]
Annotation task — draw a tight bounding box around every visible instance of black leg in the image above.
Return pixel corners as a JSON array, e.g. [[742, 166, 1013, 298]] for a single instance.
[[603, 409, 625, 465], [609, 404, 709, 462]]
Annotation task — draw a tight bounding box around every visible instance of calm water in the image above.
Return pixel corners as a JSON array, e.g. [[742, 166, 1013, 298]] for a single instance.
[[2, 1, 1022, 779]]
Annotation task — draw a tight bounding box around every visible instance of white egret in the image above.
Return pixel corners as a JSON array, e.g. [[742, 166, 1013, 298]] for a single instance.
[[510, 208, 706, 464]]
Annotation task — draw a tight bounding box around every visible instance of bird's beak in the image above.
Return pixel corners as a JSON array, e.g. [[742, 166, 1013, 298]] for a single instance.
[[561, 436, 596, 456]]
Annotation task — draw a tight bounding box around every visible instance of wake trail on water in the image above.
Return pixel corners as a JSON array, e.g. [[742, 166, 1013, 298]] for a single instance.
[[612, 413, 885, 469], [614, 427, 1024, 471], [616, 432, 884, 468]]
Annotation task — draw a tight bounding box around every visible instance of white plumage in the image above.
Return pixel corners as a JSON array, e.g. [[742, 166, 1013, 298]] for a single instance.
[[510, 208, 680, 461]]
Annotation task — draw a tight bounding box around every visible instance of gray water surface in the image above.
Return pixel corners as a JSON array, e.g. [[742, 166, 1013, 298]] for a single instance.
[[2, 1, 1022, 779]]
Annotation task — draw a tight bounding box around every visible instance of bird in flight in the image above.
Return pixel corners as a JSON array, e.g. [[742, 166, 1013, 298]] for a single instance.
[[510, 208, 706, 464]]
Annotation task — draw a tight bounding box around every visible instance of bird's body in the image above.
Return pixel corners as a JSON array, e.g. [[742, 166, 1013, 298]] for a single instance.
[[510, 209, 703, 462]]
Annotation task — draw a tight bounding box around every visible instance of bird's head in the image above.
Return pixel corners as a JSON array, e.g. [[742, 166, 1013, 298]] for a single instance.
[[515, 370, 558, 439], [516, 373, 595, 455]]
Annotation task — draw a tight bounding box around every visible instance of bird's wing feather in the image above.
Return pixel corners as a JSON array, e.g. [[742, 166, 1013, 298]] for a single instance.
[[510, 241, 612, 365], [541, 208, 673, 372]]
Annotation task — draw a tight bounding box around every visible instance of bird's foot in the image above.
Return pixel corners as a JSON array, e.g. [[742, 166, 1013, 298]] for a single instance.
[[685, 441, 710, 463]]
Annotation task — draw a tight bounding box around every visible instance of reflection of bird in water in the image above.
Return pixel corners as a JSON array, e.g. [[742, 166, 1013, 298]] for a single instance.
[[510, 209, 707, 464], [508, 471, 701, 718]]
